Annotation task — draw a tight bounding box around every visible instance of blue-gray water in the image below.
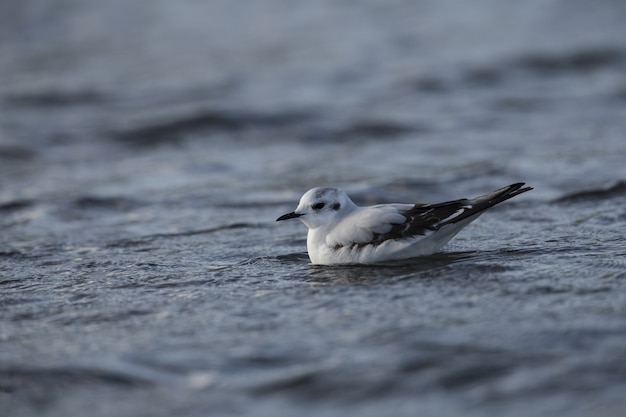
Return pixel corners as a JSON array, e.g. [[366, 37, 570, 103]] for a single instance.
[[2, 1, 626, 416]]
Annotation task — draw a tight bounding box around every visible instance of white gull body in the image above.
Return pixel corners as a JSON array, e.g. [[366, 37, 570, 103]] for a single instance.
[[276, 183, 532, 265]]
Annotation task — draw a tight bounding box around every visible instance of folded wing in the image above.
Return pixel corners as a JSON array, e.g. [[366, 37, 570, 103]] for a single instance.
[[326, 183, 532, 249]]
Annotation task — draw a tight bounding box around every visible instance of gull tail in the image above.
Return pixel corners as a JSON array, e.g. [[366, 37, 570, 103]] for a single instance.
[[439, 182, 533, 228]]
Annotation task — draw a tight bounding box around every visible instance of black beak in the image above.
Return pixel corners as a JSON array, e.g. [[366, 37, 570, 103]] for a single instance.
[[276, 212, 303, 221]]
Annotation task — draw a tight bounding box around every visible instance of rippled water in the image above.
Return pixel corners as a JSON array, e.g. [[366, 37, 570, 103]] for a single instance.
[[2, 1, 626, 416]]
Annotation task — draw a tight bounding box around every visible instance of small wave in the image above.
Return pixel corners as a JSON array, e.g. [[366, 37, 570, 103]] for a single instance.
[[510, 47, 625, 74], [0, 365, 154, 393], [111, 109, 312, 145], [148, 222, 266, 239], [275, 252, 310, 263], [334, 120, 415, 139], [51, 196, 146, 222], [0, 145, 37, 161], [436, 363, 511, 389], [0, 199, 42, 229], [69, 196, 145, 211], [247, 368, 320, 395], [302, 119, 423, 143], [457, 47, 626, 91], [105, 222, 266, 248], [0, 199, 34, 212], [4, 89, 107, 108], [554, 180, 626, 203]]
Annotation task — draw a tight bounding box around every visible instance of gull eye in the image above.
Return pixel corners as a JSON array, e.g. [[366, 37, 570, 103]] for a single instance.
[[313, 202, 325, 210]]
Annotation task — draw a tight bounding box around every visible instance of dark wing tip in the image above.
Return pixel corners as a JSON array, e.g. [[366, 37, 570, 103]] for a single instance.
[[418, 182, 533, 230], [498, 183, 533, 200]]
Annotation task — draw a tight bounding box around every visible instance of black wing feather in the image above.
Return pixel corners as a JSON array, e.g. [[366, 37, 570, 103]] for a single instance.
[[367, 183, 532, 246]]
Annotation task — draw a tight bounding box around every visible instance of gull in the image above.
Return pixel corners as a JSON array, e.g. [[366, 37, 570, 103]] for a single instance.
[[276, 183, 532, 265]]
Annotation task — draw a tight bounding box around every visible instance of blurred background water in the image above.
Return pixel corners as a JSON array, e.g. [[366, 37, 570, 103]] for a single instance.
[[2, 1, 626, 416]]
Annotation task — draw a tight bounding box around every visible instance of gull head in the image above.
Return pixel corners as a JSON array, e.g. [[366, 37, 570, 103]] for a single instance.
[[276, 187, 355, 229]]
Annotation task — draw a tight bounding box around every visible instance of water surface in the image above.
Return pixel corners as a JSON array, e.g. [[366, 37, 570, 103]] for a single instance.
[[2, 1, 626, 416]]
